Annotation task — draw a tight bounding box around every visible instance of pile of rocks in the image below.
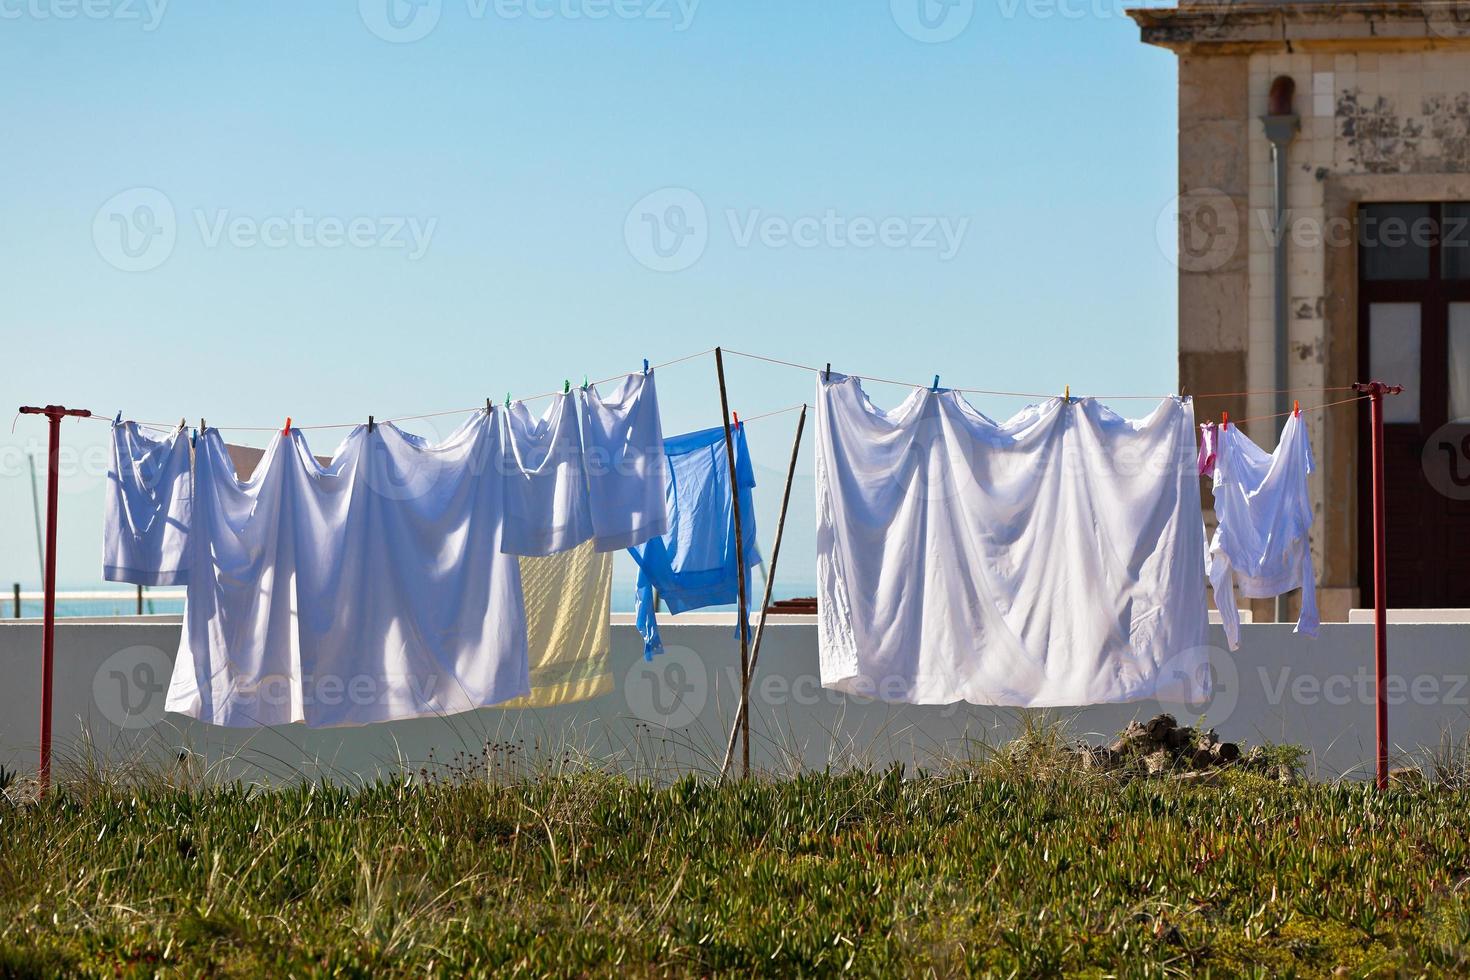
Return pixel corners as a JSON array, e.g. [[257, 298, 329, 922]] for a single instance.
[[1071, 713, 1288, 780]]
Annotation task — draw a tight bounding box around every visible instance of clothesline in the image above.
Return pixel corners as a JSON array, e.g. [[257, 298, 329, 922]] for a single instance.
[[717, 347, 1362, 401], [65, 343, 1375, 435], [1222, 393, 1370, 427]]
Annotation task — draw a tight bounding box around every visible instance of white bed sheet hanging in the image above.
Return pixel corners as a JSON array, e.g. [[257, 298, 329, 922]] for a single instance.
[[500, 391, 594, 557], [166, 414, 531, 728], [815, 375, 1208, 707]]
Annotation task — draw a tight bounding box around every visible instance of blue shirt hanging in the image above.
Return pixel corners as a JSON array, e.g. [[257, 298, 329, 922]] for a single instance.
[[628, 423, 760, 658]]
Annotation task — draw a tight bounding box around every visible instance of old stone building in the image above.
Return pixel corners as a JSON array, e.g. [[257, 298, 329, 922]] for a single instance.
[[1132, 0, 1470, 617]]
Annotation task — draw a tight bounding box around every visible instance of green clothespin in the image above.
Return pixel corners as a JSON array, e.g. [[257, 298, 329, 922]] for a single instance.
[[582, 374, 589, 391], [563, 379, 571, 394], [505, 392, 511, 409]]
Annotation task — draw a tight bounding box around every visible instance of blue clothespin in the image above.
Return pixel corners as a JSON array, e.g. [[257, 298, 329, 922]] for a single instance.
[[932, 375, 940, 392], [642, 358, 649, 375], [114, 410, 122, 425], [190, 427, 198, 448]]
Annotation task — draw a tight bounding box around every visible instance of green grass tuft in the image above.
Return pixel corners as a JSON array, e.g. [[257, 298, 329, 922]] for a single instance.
[[1, 761, 1468, 976]]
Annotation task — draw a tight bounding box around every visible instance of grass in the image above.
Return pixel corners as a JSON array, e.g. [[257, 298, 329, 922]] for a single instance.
[[2, 745, 1470, 977]]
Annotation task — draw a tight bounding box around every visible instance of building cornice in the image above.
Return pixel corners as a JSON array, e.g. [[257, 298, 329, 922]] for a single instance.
[[1128, 2, 1470, 54]]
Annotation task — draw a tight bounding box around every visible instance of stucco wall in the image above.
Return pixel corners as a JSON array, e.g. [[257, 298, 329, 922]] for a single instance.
[[2, 616, 1467, 785]]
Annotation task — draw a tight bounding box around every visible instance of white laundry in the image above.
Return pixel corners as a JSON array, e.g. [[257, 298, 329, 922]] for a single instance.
[[579, 371, 669, 552], [103, 421, 193, 586], [166, 415, 532, 728], [500, 392, 594, 557], [815, 375, 1208, 707], [1206, 413, 1319, 651]]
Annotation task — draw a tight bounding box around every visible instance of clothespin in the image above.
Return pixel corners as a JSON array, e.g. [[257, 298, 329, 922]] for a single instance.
[[114, 410, 122, 425], [824, 363, 831, 381], [1064, 385, 1071, 405], [563, 380, 570, 395], [486, 398, 493, 415], [932, 375, 940, 392], [190, 428, 197, 448], [199, 418, 206, 432], [367, 415, 375, 433], [178, 417, 186, 432], [732, 411, 740, 428], [283, 416, 292, 436], [643, 358, 649, 375], [1221, 411, 1229, 430], [1293, 399, 1300, 417], [582, 374, 589, 391], [505, 392, 511, 409]]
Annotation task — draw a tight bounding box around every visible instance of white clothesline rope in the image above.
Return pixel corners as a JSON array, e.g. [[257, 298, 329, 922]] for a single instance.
[[61, 343, 1379, 436]]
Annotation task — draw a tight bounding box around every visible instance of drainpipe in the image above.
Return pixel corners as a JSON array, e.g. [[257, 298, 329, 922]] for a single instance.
[[1261, 76, 1300, 625]]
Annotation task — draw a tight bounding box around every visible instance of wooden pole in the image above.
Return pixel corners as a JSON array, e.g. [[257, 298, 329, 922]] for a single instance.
[[713, 348, 753, 777], [721, 404, 806, 780], [136, 584, 144, 616]]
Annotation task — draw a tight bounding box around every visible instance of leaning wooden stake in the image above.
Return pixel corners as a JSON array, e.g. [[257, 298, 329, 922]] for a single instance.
[[721, 403, 807, 781], [713, 348, 753, 777]]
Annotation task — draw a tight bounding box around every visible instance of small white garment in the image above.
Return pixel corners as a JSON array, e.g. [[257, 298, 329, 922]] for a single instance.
[[816, 375, 1208, 707], [167, 415, 531, 728], [103, 421, 193, 586], [579, 370, 669, 551], [500, 392, 594, 557], [1207, 413, 1319, 651], [504, 539, 614, 707]]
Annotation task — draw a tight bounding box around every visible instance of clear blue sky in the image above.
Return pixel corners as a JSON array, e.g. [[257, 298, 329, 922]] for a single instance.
[[0, 0, 1179, 594]]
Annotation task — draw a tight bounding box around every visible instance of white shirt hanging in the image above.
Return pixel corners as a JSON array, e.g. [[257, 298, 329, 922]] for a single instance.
[[579, 370, 669, 552], [1206, 412, 1319, 651], [500, 392, 594, 557], [103, 421, 193, 586], [166, 416, 531, 728], [815, 375, 1208, 707]]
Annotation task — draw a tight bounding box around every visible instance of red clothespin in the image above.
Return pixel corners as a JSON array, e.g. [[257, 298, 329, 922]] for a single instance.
[[1221, 411, 1229, 430], [283, 416, 292, 436], [1293, 399, 1300, 417], [732, 411, 740, 428]]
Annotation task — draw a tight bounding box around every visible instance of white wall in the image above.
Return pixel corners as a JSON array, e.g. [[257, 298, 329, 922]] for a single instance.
[[2, 616, 1467, 784]]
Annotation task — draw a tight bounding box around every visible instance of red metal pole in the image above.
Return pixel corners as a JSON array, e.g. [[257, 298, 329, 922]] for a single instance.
[[18, 405, 89, 796], [1353, 381, 1402, 790]]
